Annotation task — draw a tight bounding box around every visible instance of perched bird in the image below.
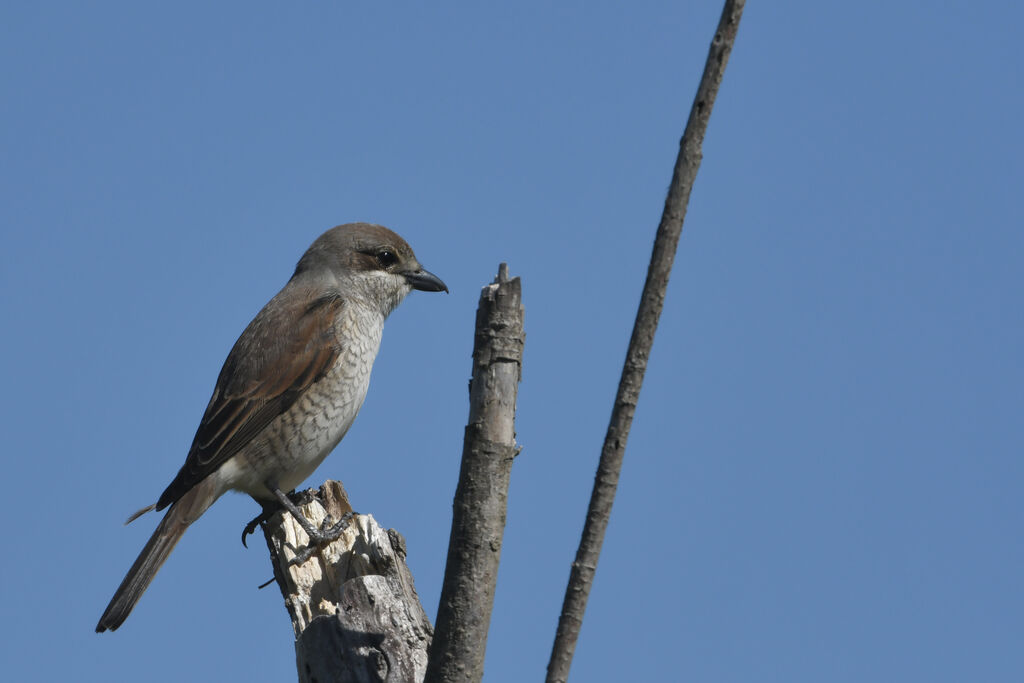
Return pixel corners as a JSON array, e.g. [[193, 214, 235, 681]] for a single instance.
[[96, 223, 447, 632]]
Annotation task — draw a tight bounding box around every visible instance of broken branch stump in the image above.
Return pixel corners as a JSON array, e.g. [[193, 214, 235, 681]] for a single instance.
[[262, 480, 433, 683]]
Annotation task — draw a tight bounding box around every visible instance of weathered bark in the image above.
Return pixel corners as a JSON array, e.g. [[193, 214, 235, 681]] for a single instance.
[[262, 480, 433, 682], [425, 264, 525, 683], [546, 2, 747, 682]]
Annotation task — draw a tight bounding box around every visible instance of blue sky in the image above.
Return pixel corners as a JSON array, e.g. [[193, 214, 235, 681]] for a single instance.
[[2, 2, 1022, 681]]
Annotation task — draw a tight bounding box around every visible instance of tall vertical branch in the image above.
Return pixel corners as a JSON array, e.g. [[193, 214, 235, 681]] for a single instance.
[[546, 2, 746, 681], [426, 264, 525, 683]]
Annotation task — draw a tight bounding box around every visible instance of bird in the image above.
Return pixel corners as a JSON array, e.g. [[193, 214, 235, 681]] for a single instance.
[[96, 223, 447, 633]]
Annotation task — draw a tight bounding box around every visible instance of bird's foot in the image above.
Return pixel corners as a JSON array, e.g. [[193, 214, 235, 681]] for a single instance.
[[286, 511, 356, 566], [241, 491, 308, 547], [267, 484, 355, 565], [241, 507, 276, 548]]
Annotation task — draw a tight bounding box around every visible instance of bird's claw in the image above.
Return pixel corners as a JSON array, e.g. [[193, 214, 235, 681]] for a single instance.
[[241, 519, 260, 548], [241, 505, 280, 548]]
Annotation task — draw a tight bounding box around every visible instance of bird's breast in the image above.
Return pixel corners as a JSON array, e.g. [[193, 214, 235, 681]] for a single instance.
[[224, 308, 385, 499]]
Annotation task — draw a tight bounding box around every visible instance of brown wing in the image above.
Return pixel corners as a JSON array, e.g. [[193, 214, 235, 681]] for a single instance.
[[156, 289, 343, 510]]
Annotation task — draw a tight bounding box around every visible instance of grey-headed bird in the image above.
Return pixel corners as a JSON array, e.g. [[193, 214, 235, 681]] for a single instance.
[[96, 223, 447, 632]]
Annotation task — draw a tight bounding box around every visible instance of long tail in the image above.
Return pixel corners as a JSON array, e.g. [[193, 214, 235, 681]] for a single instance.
[[96, 478, 219, 632]]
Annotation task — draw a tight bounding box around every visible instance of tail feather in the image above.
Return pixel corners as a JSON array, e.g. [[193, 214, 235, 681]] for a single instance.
[[96, 479, 219, 632], [125, 503, 157, 525]]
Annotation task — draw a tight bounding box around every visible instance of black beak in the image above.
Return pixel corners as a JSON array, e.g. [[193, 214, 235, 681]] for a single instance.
[[404, 268, 448, 293]]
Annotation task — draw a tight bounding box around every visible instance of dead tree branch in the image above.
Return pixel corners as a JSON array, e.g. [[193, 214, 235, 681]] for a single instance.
[[426, 263, 525, 683], [546, 2, 747, 681]]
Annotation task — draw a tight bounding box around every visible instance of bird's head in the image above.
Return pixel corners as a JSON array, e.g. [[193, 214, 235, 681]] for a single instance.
[[294, 222, 448, 317]]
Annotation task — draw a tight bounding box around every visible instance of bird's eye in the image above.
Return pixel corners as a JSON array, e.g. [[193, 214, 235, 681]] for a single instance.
[[376, 249, 398, 268]]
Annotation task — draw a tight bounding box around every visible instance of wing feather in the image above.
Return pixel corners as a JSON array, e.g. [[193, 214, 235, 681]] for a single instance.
[[156, 290, 342, 509]]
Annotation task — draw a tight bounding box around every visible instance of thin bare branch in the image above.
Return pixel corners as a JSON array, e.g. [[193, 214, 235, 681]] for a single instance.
[[546, 2, 746, 681]]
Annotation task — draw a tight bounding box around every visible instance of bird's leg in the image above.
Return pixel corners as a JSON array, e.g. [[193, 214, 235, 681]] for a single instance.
[[265, 482, 355, 565]]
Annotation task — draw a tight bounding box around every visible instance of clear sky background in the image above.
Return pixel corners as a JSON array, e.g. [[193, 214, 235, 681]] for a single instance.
[[2, 2, 1021, 681]]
